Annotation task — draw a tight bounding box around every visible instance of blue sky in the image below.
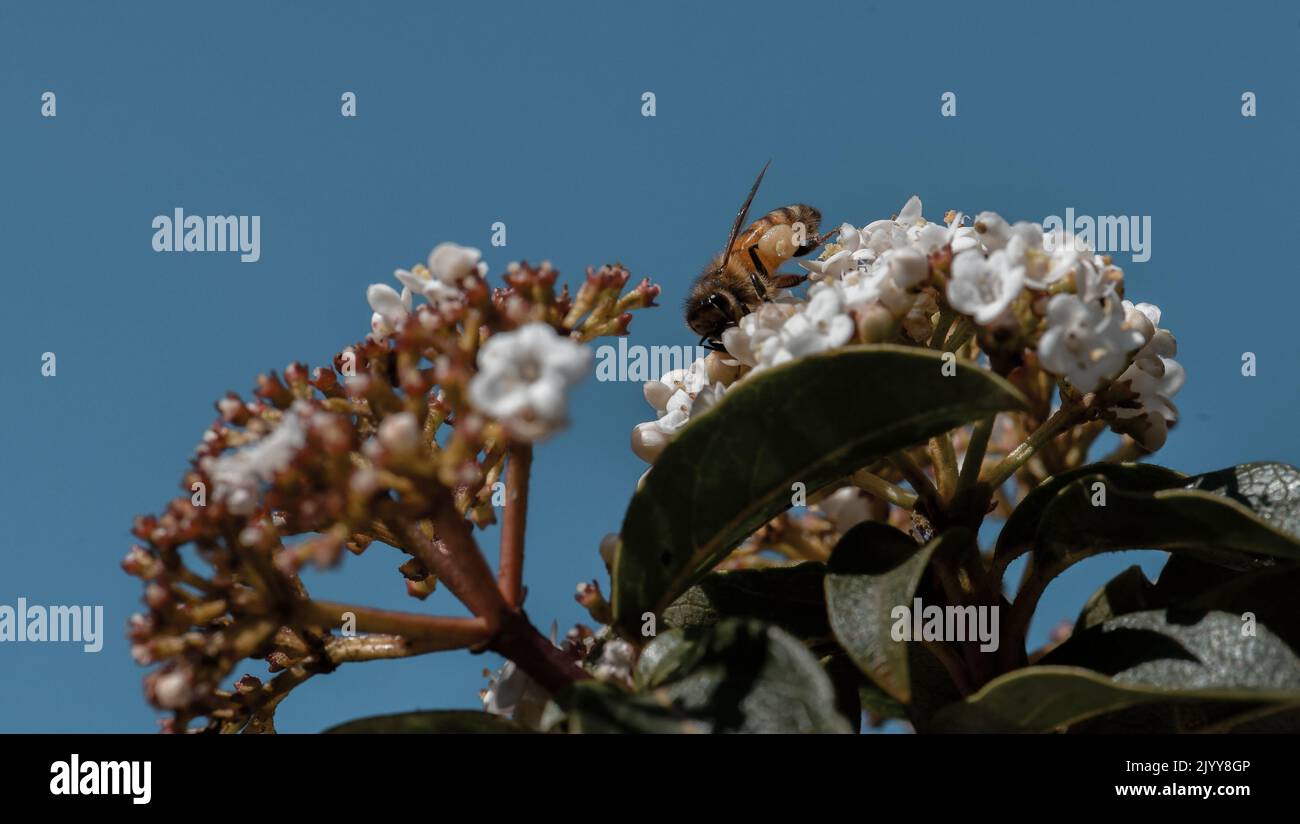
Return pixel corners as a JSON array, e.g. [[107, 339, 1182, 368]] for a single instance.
[[1, 1, 1297, 732]]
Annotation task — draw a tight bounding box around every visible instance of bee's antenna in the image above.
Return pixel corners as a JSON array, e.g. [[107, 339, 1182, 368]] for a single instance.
[[719, 160, 771, 271]]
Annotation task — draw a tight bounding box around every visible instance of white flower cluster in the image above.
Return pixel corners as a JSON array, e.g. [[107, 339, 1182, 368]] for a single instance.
[[629, 196, 1184, 461], [631, 356, 727, 463], [366, 242, 485, 339]]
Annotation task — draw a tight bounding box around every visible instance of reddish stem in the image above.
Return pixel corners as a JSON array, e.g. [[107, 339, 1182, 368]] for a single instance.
[[487, 609, 591, 694], [499, 444, 532, 608]]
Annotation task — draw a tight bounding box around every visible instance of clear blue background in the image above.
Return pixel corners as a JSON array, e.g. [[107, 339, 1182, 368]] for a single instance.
[[1, 0, 1296, 732]]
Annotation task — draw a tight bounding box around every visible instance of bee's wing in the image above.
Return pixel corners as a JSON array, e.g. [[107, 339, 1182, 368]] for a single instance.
[[719, 160, 770, 271]]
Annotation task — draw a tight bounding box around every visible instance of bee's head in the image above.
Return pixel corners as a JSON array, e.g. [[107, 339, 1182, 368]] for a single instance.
[[685, 285, 742, 345]]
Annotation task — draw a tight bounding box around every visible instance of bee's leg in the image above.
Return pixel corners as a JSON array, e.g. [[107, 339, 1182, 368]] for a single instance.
[[698, 335, 728, 353], [746, 245, 770, 301], [793, 228, 837, 257], [771, 273, 807, 290]]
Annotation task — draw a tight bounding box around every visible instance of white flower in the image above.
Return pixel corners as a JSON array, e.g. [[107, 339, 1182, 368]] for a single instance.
[[1037, 295, 1144, 392], [1122, 300, 1176, 373], [1110, 302, 1182, 451], [913, 211, 975, 255], [367, 283, 412, 339], [763, 284, 854, 368], [395, 268, 461, 306], [468, 323, 592, 442], [1112, 357, 1184, 451], [372, 243, 485, 335], [631, 421, 671, 463], [590, 639, 636, 684], [947, 248, 1025, 324], [481, 660, 549, 728], [427, 242, 486, 283], [861, 196, 925, 256], [631, 357, 727, 463], [719, 299, 799, 368], [801, 247, 857, 282], [644, 361, 708, 416], [203, 402, 312, 515]]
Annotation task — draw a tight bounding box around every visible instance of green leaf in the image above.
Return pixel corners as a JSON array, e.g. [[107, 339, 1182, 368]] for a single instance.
[[661, 562, 829, 639], [999, 464, 1300, 578], [995, 462, 1185, 568], [824, 523, 969, 703], [1185, 462, 1300, 538], [932, 665, 1300, 732], [323, 710, 532, 734], [1042, 609, 1300, 691], [1074, 565, 1158, 632], [613, 344, 1027, 633], [558, 618, 853, 733]]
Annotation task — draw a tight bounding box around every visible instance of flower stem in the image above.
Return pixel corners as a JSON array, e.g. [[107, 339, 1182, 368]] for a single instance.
[[499, 444, 532, 608], [928, 434, 959, 499], [981, 405, 1081, 489], [957, 415, 995, 491], [486, 609, 591, 694], [392, 501, 507, 631], [302, 600, 490, 649], [850, 469, 918, 509], [888, 450, 942, 516]]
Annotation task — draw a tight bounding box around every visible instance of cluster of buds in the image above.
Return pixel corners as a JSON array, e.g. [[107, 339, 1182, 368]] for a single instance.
[[124, 243, 659, 732]]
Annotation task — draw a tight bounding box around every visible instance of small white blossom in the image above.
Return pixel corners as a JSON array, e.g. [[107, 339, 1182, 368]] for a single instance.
[[468, 323, 591, 442], [1110, 302, 1182, 451], [632, 357, 727, 463], [590, 639, 636, 684], [1112, 356, 1184, 451], [427, 242, 487, 283], [1037, 295, 1144, 392], [947, 247, 1025, 324], [762, 284, 854, 369], [720, 299, 799, 368], [367, 283, 412, 339], [481, 660, 549, 728]]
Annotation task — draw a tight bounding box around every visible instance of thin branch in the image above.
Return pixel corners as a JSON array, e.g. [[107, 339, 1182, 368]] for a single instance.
[[850, 469, 918, 509], [393, 498, 507, 629], [981, 405, 1082, 489], [302, 600, 490, 649], [888, 449, 942, 516], [928, 434, 959, 499], [957, 415, 995, 491], [498, 444, 532, 608]]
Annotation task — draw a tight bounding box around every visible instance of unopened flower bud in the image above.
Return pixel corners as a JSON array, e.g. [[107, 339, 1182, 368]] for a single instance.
[[631, 421, 670, 463], [378, 412, 422, 457]]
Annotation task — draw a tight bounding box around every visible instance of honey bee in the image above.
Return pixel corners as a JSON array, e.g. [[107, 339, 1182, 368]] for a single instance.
[[685, 162, 830, 350]]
